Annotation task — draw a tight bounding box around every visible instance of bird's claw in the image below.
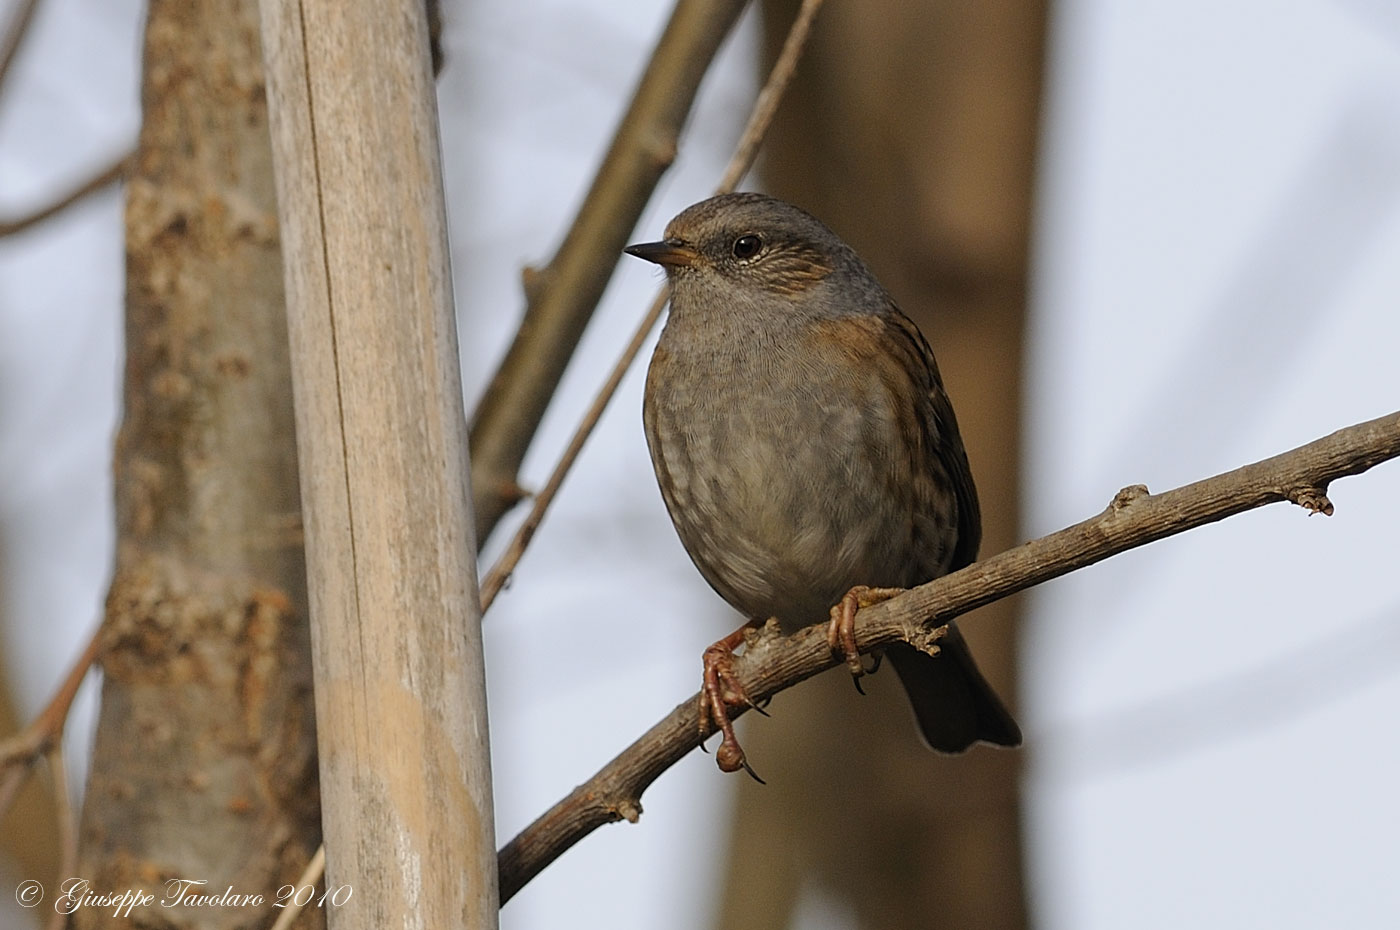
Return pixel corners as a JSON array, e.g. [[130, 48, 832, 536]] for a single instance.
[[828, 585, 904, 691], [698, 624, 767, 781]]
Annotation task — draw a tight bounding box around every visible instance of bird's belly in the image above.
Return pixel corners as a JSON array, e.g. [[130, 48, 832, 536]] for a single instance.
[[649, 393, 912, 631]]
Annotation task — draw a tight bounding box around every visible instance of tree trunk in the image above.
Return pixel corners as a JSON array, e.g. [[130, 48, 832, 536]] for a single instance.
[[74, 2, 320, 928]]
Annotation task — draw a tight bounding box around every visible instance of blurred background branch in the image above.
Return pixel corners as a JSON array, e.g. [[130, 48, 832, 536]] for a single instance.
[[0, 626, 97, 794], [0, 0, 43, 88], [0, 152, 131, 238]]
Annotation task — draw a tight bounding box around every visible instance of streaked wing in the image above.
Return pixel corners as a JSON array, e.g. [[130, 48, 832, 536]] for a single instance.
[[804, 304, 981, 579], [876, 304, 982, 572]]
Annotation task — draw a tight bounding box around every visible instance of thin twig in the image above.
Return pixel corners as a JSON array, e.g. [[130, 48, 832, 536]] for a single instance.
[[469, 0, 750, 541], [496, 410, 1400, 902], [712, 0, 823, 192], [0, 151, 133, 238], [0, 0, 43, 91], [267, 845, 326, 930], [478, 287, 670, 609], [0, 623, 101, 818], [480, 0, 825, 610]]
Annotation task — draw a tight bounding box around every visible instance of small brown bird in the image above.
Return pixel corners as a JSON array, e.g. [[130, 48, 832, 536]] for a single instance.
[[627, 192, 1020, 775]]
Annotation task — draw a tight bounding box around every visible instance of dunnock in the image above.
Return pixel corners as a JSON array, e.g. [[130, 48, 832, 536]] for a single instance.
[[627, 192, 1020, 775]]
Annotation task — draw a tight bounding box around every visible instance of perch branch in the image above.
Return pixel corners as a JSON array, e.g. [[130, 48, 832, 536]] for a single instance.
[[468, 0, 749, 542], [496, 409, 1400, 903], [479, 0, 825, 608]]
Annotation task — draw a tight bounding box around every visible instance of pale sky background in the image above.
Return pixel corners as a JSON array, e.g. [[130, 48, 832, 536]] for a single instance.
[[1, 1, 1398, 929]]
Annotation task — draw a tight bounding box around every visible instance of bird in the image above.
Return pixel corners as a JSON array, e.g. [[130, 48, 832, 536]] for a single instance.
[[626, 192, 1021, 776]]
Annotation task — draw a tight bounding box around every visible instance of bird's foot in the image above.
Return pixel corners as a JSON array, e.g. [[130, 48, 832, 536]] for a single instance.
[[698, 620, 767, 783], [827, 585, 904, 693]]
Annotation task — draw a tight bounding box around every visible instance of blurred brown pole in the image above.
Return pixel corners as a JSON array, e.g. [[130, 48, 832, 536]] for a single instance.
[[72, 2, 321, 927], [718, 1, 1046, 928]]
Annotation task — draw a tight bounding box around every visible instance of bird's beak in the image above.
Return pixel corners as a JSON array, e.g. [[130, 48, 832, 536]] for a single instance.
[[624, 238, 699, 268]]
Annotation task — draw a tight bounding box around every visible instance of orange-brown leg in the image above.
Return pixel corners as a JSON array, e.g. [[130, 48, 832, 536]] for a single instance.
[[828, 585, 905, 691], [700, 619, 767, 782]]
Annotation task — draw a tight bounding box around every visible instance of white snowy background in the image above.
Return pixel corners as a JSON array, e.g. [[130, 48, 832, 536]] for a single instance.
[[1, 0, 1397, 928]]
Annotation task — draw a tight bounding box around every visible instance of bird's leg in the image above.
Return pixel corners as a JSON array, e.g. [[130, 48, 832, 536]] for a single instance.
[[700, 618, 767, 782], [828, 585, 905, 692]]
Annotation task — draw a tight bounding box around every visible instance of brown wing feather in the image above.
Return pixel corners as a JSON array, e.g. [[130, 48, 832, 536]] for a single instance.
[[879, 305, 982, 571], [855, 306, 1015, 749]]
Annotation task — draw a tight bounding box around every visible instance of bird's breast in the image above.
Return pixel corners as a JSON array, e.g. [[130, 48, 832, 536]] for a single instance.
[[643, 327, 925, 629]]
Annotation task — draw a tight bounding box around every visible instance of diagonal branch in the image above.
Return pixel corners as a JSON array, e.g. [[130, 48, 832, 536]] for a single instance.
[[496, 409, 1400, 903], [0, 623, 100, 816], [468, 0, 750, 541], [0, 0, 43, 91], [0, 151, 133, 238]]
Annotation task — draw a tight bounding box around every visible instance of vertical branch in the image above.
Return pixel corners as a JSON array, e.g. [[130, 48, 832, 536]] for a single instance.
[[72, 2, 320, 928], [260, 1, 496, 928]]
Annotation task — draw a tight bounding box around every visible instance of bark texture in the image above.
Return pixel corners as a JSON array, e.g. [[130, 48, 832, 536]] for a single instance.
[[74, 2, 320, 927]]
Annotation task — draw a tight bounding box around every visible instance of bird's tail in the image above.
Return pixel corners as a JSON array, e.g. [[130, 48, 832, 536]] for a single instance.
[[885, 622, 1022, 753]]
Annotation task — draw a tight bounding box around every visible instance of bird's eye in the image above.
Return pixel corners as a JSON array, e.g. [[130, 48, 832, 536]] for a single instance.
[[731, 234, 762, 259]]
